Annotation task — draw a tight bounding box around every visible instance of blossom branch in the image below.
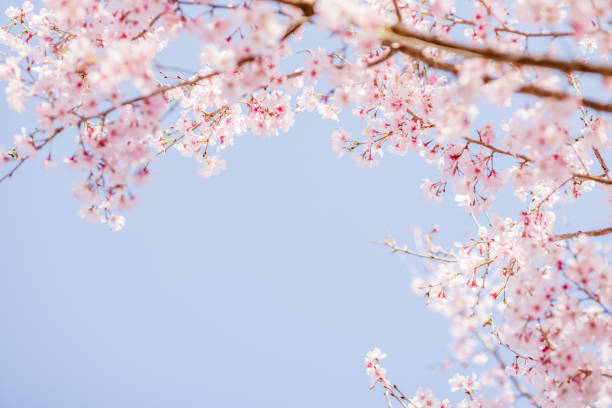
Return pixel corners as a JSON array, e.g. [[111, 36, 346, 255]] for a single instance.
[[367, 48, 398, 67], [84, 56, 257, 122], [131, 11, 166, 41], [464, 137, 530, 163], [421, 9, 572, 38], [376, 238, 457, 262], [592, 148, 609, 176], [388, 43, 612, 114], [387, 24, 612, 77], [573, 172, 612, 185], [0, 127, 64, 183], [0, 157, 27, 183], [464, 137, 612, 188], [554, 226, 612, 240], [475, 332, 541, 407], [264, 0, 315, 16], [391, 0, 402, 23]]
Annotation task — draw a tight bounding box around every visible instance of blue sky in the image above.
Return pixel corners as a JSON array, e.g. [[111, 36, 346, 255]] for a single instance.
[[0, 2, 609, 407], [0, 91, 466, 407]]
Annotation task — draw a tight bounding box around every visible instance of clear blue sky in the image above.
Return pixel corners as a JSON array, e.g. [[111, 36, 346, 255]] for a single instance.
[[0, 3, 608, 408], [0, 93, 465, 407], [0, 86, 469, 407]]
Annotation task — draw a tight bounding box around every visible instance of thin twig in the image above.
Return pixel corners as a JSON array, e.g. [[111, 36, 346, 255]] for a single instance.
[[464, 137, 530, 162], [464, 137, 612, 188], [376, 240, 457, 262], [131, 12, 165, 40], [535, 177, 573, 212], [0, 158, 27, 183], [0, 127, 64, 183], [475, 332, 541, 408], [85, 56, 256, 121], [367, 49, 398, 67]]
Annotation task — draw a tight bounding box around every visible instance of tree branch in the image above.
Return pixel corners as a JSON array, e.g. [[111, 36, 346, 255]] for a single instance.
[[391, 0, 402, 22], [376, 239, 457, 263], [389, 43, 612, 114], [464, 137, 530, 162], [0, 158, 27, 183], [573, 172, 612, 185], [475, 332, 541, 408], [387, 24, 612, 76], [439, 13, 573, 38], [0, 127, 64, 184], [264, 0, 315, 16], [85, 56, 256, 121], [367, 49, 398, 67], [464, 137, 612, 189], [592, 148, 609, 176], [131, 11, 165, 41], [554, 226, 612, 240]]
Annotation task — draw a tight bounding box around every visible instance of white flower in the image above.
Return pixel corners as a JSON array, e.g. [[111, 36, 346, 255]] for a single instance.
[[198, 155, 227, 178], [454, 193, 470, 207], [579, 36, 597, 54], [449, 373, 480, 393], [108, 215, 126, 232]]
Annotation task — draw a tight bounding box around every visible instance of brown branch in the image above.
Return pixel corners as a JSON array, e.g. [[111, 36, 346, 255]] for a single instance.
[[593, 148, 609, 176], [573, 172, 612, 185], [280, 17, 310, 41], [391, 0, 402, 22], [394, 43, 458, 73], [367, 49, 398, 67], [421, 11, 573, 38], [464, 137, 612, 188], [449, 15, 572, 38], [286, 70, 304, 79], [131, 12, 165, 41], [389, 43, 612, 114], [265, 0, 315, 16], [386, 384, 416, 408], [0, 127, 64, 184], [555, 226, 612, 240], [464, 137, 530, 162], [85, 56, 256, 121], [0, 158, 27, 183], [388, 24, 612, 76], [515, 85, 612, 114], [494, 27, 573, 38]]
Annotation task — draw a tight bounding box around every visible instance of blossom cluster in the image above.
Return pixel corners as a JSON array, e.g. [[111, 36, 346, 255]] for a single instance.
[[1, 0, 611, 406]]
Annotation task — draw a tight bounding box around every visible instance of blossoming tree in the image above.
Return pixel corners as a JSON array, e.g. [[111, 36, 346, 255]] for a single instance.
[[1, 0, 611, 406]]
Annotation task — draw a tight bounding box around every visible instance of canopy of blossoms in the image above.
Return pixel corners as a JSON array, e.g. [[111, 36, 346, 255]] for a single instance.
[[1, 0, 611, 407]]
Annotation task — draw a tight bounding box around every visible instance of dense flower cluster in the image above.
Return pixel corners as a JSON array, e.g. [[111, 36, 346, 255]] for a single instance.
[[1, 0, 611, 406]]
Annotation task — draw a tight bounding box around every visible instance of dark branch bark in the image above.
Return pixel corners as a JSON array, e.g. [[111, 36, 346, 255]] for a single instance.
[[265, 0, 315, 16], [388, 24, 612, 76], [388, 43, 612, 114], [555, 226, 612, 240]]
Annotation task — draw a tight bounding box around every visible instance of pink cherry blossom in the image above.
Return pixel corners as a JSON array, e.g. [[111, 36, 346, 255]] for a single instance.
[[1, 1, 611, 406]]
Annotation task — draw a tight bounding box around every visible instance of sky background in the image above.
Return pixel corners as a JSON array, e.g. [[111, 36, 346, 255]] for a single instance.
[[0, 96, 464, 407], [0, 2, 610, 408]]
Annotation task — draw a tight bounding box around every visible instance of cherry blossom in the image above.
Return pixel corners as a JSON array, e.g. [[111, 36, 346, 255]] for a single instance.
[[1, 0, 611, 406]]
